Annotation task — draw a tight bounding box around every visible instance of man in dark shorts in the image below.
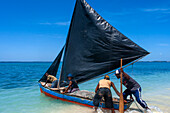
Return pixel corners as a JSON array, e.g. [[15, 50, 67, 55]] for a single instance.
[[93, 75, 120, 113], [115, 68, 149, 110]]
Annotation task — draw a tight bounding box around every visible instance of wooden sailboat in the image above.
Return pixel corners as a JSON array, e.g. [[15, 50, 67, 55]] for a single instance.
[[39, 84, 133, 110], [38, 0, 149, 111]]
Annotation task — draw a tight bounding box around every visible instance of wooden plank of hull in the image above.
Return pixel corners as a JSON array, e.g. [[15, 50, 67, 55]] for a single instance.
[[39, 84, 132, 111]]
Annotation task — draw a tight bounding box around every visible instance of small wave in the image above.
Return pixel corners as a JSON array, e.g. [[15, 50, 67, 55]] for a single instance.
[[166, 88, 170, 90], [149, 106, 163, 113], [95, 106, 164, 113], [97, 108, 104, 113], [124, 109, 144, 113], [123, 106, 163, 113]]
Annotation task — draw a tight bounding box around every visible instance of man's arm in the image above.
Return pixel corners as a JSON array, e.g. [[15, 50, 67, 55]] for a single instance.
[[95, 83, 99, 93], [62, 81, 72, 94], [43, 80, 48, 87], [120, 68, 130, 80], [43, 76, 50, 87], [111, 82, 120, 97]]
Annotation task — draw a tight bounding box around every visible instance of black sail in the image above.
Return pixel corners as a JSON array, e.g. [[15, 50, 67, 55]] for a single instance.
[[60, 0, 149, 84], [39, 47, 64, 82]]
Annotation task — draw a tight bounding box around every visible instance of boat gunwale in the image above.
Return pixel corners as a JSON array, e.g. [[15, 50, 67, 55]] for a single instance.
[[39, 83, 133, 110]]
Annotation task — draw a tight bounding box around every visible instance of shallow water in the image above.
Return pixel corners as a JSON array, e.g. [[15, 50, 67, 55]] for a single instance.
[[0, 62, 170, 113]]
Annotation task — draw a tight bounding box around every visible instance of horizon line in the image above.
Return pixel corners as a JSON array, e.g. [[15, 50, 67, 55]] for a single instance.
[[0, 61, 170, 63]]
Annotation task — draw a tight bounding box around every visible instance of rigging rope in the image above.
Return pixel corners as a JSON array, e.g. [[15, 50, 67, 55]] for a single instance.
[[130, 64, 144, 113], [78, 55, 147, 84], [131, 64, 134, 76], [106, 55, 145, 76]]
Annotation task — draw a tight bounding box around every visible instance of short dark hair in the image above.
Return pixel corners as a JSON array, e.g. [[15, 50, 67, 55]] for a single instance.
[[104, 76, 110, 80]]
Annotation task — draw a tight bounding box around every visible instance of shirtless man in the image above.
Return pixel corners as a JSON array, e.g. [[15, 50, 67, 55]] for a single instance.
[[41, 73, 58, 88], [93, 75, 120, 113]]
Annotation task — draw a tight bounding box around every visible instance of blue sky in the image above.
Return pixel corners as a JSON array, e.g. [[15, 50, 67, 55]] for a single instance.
[[0, 0, 170, 61]]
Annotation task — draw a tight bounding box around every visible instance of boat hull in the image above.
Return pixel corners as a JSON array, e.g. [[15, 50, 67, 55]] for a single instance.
[[39, 84, 132, 110]]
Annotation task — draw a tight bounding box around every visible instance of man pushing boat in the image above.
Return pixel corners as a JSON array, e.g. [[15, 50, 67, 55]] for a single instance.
[[93, 75, 120, 113], [115, 68, 149, 110]]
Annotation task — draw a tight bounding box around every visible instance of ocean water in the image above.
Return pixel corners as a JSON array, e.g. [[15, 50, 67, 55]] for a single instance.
[[0, 62, 170, 113]]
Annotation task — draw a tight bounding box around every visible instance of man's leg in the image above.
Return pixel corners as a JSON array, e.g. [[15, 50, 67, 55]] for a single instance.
[[123, 89, 132, 100], [93, 89, 103, 112], [132, 87, 148, 109], [54, 80, 58, 88], [48, 84, 52, 87], [105, 97, 115, 113], [51, 80, 58, 88], [109, 108, 115, 113], [104, 89, 115, 113]]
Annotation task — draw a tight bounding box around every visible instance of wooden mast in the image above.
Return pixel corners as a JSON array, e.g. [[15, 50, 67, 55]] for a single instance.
[[119, 58, 124, 113], [57, 62, 64, 88]]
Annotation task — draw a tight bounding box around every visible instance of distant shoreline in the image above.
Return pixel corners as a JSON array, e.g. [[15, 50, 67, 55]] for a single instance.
[[0, 61, 53, 63], [0, 61, 170, 63], [139, 61, 170, 62]]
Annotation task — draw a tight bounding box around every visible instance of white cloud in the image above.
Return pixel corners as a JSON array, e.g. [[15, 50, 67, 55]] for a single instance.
[[39, 21, 70, 26], [39, 22, 52, 25], [54, 22, 70, 26], [143, 8, 169, 12], [158, 43, 169, 46]]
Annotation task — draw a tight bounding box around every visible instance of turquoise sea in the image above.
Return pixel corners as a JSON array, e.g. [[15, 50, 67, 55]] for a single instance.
[[0, 62, 170, 113]]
